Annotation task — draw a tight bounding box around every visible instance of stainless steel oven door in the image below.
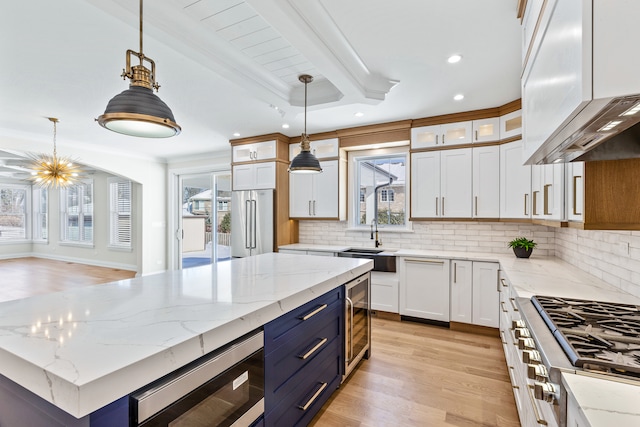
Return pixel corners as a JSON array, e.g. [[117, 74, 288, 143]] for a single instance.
[[131, 331, 264, 427], [344, 273, 371, 381]]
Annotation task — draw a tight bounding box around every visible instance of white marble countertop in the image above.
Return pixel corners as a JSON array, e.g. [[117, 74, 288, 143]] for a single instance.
[[0, 253, 372, 419], [562, 372, 640, 426]]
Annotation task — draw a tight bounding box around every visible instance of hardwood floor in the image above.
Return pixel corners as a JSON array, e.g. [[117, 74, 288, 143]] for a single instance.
[[0, 257, 136, 303], [311, 317, 521, 427], [0, 258, 520, 426]]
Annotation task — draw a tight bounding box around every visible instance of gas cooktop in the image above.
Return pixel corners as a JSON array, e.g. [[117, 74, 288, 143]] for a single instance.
[[531, 295, 640, 377]]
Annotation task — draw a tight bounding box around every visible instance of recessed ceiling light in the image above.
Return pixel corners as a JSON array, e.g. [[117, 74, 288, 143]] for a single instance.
[[448, 54, 462, 64], [282, 123, 290, 129], [354, 112, 364, 117], [454, 94, 464, 101], [233, 132, 240, 137]]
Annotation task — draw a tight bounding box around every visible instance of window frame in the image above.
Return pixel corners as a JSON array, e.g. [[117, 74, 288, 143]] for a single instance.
[[32, 187, 48, 242], [348, 146, 410, 231], [60, 179, 94, 246], [0, 184, 30, 242], [108, 178, 132, 251]]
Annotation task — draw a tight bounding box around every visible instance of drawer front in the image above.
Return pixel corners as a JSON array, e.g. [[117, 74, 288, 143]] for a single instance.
[[265, 303, 341, 391], [264, 287, 343, 355], [265, 338, 341, 427]]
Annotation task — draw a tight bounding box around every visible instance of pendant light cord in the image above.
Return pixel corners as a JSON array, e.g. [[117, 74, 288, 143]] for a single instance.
[[139, 0, 144, 64], [304, 77, 307, 136]]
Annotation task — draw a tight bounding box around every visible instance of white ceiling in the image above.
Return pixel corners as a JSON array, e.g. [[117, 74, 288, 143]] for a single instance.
[[0, 0, 522, 168]]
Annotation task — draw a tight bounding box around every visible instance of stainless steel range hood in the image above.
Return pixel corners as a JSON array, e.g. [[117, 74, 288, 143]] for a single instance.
[[542, 95, 640, 163]]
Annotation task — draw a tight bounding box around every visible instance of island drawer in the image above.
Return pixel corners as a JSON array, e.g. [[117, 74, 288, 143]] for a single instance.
[[264, 286, 343, 355], [264, 336, 341, 427], [265, 304, 341, 391]]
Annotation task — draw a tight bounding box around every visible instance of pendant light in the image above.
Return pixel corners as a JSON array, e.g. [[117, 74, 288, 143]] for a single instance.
[[288, 74, 322, 174], [97, 0, 181, 138], [29, 118, 82, 188]]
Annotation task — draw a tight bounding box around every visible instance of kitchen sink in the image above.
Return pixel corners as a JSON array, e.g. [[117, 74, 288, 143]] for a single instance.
[[337, 248, 396, 272], [341, 248, 385, 255]]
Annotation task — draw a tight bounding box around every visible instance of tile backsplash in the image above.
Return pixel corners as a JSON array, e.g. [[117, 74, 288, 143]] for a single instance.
[[298, 221, 554, 256], [298, 221, 640, 298]]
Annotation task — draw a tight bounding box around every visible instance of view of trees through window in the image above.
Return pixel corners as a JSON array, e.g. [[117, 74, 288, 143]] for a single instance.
[[356, 154, 406, 227], [0, 187, 26, 239]]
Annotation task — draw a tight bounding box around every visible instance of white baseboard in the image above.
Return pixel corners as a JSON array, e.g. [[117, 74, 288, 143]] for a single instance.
[[0, 253, 138, 273]]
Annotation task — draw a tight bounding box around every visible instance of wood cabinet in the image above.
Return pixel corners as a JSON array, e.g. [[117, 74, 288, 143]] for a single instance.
[[499, 140, 532, 219], [472, 145, 500, 218], [399, 257, 450, 322], [450, 261, 499, 328], [472, 118, 500, 143], [411, 121, 472, 149], [264, 286, 343, 427], [411, 148, 472, 218]]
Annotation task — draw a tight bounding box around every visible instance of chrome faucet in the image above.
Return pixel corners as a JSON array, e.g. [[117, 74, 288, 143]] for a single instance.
[[370, 219, 381, 248]]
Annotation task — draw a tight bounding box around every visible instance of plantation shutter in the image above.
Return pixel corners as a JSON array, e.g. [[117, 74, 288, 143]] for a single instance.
[[110, 180, 131, 248]]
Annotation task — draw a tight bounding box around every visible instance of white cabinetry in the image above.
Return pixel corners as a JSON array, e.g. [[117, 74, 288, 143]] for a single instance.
[[371, 271, 399, 313], [289, 160, 340, 218], [232, 140, 276, 162], [567, 162, 584, 222], [411, 122, 472, 149], [450, 261, 499, 328], [531, 164, 565, 220], [411, 148, 472, 218], [232, 162, 276, 190], [289, 138, 339, 160], [472, 145, 500, 218], [399, 257, 450, 322], [499, 109, 523, 140], [499, 140, 531, 219], [472, 118, 500, 143], [279, 249, 335, 257]]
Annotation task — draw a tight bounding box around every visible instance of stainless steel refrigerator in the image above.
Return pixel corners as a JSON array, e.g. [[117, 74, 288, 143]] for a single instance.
[[231, 189, 274, 257]]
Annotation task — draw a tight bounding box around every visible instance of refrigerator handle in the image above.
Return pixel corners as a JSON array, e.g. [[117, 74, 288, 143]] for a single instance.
[[251, 199, 257, 249], [245, 199, 251, 249]]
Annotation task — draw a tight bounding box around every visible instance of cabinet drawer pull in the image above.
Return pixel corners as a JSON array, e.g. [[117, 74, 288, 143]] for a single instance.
[[524, 193, 529, 216], [500, 330, 507, 345], [508, 366, 519, 389], [442, 197, 445, 216], [453, 262, 457, 283], [300, 304, 328, 321], [500, 278, 508, 288], [509, 298, 519, 312], [298, 382, 328, 411], [435, 197, 438, 215], [474, 196, 478, 216], [405, 258, 444, 265], [527, 384, 549, 425], [501, 301, 508, 313], [299, 337, 328, 360], [543, 184, 551, 216], [573, 175, 582, 215]]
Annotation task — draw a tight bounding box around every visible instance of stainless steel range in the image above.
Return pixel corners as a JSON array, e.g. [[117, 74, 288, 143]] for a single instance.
[[515, 295, 640, 426]]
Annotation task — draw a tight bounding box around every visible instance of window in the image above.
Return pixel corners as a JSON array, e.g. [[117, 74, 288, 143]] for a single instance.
[[0, 185, 27, 240], [218, 200, 229, 211], [353, 151, 407, 228], [380, 189, 395, 202], [61, 180, 93, 244], [109, 179, 132, 249], [32, 187, 47, 240]]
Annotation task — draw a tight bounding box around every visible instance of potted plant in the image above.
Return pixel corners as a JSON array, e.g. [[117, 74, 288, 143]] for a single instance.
[[508, 237, 537, 258]]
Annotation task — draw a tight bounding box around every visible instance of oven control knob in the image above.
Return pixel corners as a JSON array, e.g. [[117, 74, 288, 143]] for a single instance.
[[522, 349, 542, 364], [512, 319, 526, 330], [527, 364, 549, 381], [534, 381, 559, 404], [518, 337, 536, 350], [514, 328, 531, 339]]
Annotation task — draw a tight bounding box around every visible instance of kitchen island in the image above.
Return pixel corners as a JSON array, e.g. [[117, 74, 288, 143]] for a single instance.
[[0, 253, 372, 424]]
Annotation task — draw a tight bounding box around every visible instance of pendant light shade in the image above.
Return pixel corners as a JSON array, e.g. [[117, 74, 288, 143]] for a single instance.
[[289, 75, 322, 174], [97, 0, 181, 138]]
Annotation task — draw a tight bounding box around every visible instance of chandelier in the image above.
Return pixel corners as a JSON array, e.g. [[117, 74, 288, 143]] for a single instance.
[[29, 118, 82, 188]]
